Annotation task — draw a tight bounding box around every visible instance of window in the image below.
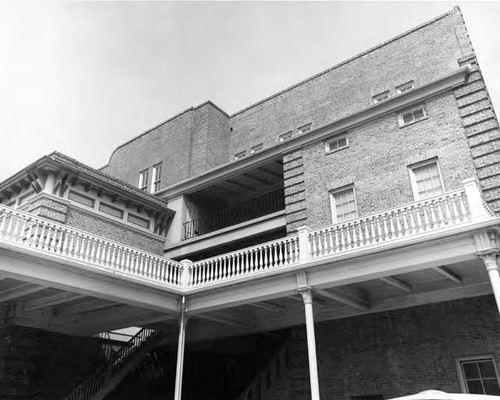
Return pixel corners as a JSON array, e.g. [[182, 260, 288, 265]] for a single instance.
[[396, 81, 414, 93], [279, 131, 293, 142], [325, 136, 348, 153], [373, 90, 390, 103], [298, 123, 312, 134], [330, 186, 358, 223], [251, 144, 263, 154], [68, 190, 95, 208], [138, 169, 149, 191], [99, 202, 124, 219], [409, 160, 444, 200], [458, 357, 500, 395], [234, 151, 246, 160], [398, 105, 427, 127], [152, 163, 162, 193], [127, 213, 150, 229]]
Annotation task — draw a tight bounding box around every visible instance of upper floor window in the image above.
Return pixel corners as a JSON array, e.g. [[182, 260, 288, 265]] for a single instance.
[[234, 151, 246, 160], [325, 136, 348, 154], [251, 143, 263, 154], [396, 81, 414, 94], [298, 123, 312, 134], [152, 163, 162, 193], [458, 356, 500, 395], [409, 160, 444, 200], [373, 90, 390, 103], [399, 105, 427, 127], [279, 131, 293, 142], [138, 169, 149, 191], [330, 186, 358, 224]]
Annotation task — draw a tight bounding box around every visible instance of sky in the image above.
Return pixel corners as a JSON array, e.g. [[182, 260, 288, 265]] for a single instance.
[[1, 1, 499, 182]]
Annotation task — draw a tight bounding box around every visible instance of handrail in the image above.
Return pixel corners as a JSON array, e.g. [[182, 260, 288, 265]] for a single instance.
[[64, 327, 160, 400], [189, 235, 300, 287], [183, 189, 285, 240], [309, 189, 471, 259], [0, 204, 183, 287]]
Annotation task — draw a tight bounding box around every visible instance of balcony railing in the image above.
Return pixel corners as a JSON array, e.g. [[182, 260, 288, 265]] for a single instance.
[[0, 205, 183, 287], [182, 189, 285, 240], [0, 180, 496, 292]]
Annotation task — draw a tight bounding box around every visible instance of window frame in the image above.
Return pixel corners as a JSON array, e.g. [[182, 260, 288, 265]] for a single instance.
[[325, 135, 349, 154], [279, 131, 293, 142], [456, 355, 500, 395], [234, 150, 246, 160], [398, 104, 427, 127], [298, 123, 312, 134], [329, 185, 358, 224], [250, 143, 263, 154], [152, 162, 162, 193], [138, 169, 149, 192], [396, 81, 414, 94], [373, 90, 390, 103], [408, 159, 445, 201]]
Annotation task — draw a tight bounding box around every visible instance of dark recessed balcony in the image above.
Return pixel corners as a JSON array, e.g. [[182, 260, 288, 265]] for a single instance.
[[182, 189, 285, 240]]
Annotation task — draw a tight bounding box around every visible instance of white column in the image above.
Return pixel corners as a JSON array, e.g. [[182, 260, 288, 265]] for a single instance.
[[297, 226, 311, 263], [174, 296, 188, 400], [480, 254, 500, 316], [462, 177, 489, 220], [299, 288, 320, 400]]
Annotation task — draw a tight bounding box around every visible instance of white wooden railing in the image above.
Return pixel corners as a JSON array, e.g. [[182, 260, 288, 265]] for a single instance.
[[309, 189, 471, 259], [0, 180, 496, 291], [0, 205, 183, 286], [188, 236, 300, 287]]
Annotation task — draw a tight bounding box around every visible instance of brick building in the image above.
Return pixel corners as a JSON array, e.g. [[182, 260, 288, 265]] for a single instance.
[[0, 6, 500, 400]]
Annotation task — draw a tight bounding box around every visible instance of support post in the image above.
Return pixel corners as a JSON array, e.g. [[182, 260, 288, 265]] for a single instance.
[[174, 296, 188, 400], [180, 259, 192, 289], [463, 178, 489, 220], [480, 254, 500, 316], [297, 226, 311, 263], [298, 288, 320, 400]]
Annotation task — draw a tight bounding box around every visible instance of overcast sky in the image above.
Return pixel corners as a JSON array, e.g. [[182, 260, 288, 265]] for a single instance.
[[1, 1, 499, 182]]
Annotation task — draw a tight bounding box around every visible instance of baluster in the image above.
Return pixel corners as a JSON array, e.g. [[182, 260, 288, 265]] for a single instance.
[[4, 214, 14, 240], [421, 203, 430, 230], [413, 206, 423, 232], [24, 219, 34, 246], [0, 211, 7, 238], [272, 244, 278, 267], [278, 243, 284, 266]]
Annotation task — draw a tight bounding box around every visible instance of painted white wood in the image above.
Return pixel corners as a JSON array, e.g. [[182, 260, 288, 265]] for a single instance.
[[174, 297, 187, 400]]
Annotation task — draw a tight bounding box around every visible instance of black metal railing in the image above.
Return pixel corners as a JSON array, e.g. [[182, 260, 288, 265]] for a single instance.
[[183, 189, 285, 240]]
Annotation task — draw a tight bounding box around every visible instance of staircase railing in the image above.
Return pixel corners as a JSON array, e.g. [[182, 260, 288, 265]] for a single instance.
[[0, 204, 183, 287], [235, 339, 290, 400], [65, 327, 160, 400]]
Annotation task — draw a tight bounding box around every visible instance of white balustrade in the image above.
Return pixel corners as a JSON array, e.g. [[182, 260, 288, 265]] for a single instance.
[[189, 236, 300, 287], [309, 190, 471, 259], [0, 205, 182, 287]]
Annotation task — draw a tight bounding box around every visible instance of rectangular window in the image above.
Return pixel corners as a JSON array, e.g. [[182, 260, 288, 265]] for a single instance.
[[68, 190, 95, 208], [396, 81, 414, 93], [127, 213, 150, 229], [152, 163, 162, 193], [399, 105, 427, 127], [298, 123, 312, 134], [235, 151, 246, 160], [98, 202, 124, 219], [325, 136, 348, 153], [330, 186, 358, 223], [458, 357, 500, 395], [138, 169, 149, 191], [279, 131, 293, 142], [409, 160, 444, 200], [250, 143, 263, 154], [373, 90, 390, 103]]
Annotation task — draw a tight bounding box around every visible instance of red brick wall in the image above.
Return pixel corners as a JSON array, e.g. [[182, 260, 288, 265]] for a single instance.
[[296, 91, 477, 230], [266, 295, 500, 400], [0, 325, 105, 400]]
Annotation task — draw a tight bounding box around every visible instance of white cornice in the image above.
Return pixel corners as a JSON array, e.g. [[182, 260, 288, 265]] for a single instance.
[[158, 67, 470, 199]]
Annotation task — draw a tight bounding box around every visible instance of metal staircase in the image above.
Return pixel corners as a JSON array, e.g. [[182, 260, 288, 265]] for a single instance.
[[64, 328, 163, 400]]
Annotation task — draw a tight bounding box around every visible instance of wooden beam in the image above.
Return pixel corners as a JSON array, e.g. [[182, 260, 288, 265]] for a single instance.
[[226, 179, 257, 192], [315, 288, 369, 311], [25, 292, 86, 311], [246, 301, 286, 313], [242, 173, 272, 186], [380, 276, 412, 292], [55, 298, 116, 316], [287, 294, 327, 306], [192, 313, 245, 328], [434, 266, 462, 283], [0, 283, 46, 302], [258, 167, 281, 179]]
